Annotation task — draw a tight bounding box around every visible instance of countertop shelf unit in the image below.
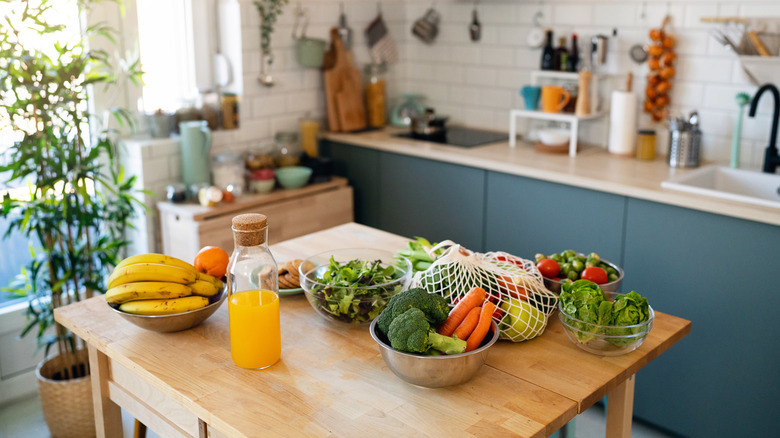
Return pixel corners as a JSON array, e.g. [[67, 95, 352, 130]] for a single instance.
[[509, 70, 614, 157]]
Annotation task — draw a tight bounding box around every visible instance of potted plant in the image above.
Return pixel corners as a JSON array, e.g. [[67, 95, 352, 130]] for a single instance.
[[0, 0, 143, 436]]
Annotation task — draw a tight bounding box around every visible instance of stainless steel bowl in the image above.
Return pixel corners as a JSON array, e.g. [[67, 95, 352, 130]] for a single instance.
[[369, 318, 499, 388], [543, 257, 623, 294], [108, 291, 226, 333]]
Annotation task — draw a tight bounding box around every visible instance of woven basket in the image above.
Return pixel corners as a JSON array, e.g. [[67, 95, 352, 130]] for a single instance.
[[36, 349, 96, 438]]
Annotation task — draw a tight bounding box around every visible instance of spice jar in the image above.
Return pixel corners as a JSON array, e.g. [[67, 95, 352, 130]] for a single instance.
[[274, 132, 301, 167], [636, 129, 657, 161], [212, 151, 245, 196], [245, 140, 276, 171], [365, 63, 387, 128], [226, 213, 281, 369]]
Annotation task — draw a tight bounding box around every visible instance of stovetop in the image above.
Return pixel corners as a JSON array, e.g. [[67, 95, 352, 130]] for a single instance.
[[394, 126, 507, 148]]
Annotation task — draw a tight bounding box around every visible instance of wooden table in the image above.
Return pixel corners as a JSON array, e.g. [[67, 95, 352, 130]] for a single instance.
[[54, 223, 691, 438]]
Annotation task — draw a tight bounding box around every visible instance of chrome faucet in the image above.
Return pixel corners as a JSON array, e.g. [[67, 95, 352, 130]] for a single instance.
[[748, 83, 780, 173]]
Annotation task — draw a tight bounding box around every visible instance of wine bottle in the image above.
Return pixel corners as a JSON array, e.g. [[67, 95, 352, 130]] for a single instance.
[[567, 33, 580, 72], [540, 30, 554, 70], [554, 36, 568, 71]]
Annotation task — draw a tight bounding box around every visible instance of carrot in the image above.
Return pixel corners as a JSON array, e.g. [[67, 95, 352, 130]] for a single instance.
[[438, 287, 486, 336], [465, 301, 496, 352], [452, 306, 481, 340]]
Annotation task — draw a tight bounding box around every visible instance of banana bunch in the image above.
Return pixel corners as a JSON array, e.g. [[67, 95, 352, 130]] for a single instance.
[[106, 253, 223, 316]]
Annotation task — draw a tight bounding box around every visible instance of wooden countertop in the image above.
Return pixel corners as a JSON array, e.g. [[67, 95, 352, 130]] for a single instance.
[[323, 128, 780, 226], [55, 223, 691, 438]]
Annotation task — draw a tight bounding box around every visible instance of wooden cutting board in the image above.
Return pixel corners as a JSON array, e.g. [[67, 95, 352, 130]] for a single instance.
[[322, 28, 366, 132]]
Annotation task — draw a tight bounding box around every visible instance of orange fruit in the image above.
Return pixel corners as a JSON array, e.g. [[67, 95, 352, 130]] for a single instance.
[[194, 246, 230, 278]]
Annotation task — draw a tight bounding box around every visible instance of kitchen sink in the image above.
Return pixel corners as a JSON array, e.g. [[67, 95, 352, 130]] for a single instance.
[[661, 165, 780, 209]]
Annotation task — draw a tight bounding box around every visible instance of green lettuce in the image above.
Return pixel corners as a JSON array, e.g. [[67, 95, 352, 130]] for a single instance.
[[559, 280, 651, 346]]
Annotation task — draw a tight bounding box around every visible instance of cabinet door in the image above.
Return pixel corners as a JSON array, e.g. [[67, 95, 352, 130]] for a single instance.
[[322, 141, 382, 228], [378, 152, 486, 250], [485, 171, 626, 262], [623, 198, 780, 438]]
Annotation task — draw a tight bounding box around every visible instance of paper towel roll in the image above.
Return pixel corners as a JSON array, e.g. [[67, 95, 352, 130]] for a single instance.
[[608, 91, 638, 155]]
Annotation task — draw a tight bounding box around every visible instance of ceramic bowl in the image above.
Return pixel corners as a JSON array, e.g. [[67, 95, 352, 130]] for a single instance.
[[275, 166, 312, 189], [370, 319, 500, 388], [537, 128, 571, 146]]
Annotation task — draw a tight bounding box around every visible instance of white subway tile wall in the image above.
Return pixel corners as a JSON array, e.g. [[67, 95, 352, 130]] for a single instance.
[[135, 0, 780, 247]]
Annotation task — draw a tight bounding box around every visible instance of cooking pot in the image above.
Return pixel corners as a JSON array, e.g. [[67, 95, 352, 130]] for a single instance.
[[410, 108, 448, 138]]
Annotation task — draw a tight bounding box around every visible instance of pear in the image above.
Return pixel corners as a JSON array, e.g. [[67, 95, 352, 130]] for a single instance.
[[500, 297, 547, 340]]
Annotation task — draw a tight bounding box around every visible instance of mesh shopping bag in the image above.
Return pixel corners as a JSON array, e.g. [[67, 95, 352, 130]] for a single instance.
[[410, 241, 558, 342]]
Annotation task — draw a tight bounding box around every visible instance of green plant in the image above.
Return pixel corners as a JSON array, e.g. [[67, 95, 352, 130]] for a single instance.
[[0, 0, 145, 365], [254, 0, 290, 64]]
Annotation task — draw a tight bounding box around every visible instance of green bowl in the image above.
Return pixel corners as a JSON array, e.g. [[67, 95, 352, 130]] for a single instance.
[[275, 166, 312, 189]]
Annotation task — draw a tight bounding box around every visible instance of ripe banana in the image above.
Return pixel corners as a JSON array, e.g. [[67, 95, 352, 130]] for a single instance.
[[108, 263, 197, 290], [115, 253, 198, 275], [188, 280, 220, 297], [196, 272, 224, 290], [105, 282, 192, 304], [118, 296, 209, 315]]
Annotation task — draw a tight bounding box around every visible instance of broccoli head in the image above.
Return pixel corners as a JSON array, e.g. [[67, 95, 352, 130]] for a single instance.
[[387, 308, 467, 355], [376, 288, 450, 335]]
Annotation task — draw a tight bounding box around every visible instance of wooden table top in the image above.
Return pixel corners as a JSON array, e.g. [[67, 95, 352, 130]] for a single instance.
[[54, 223, 691, 437]]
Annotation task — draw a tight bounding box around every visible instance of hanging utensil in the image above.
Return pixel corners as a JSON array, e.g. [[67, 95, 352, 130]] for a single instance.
[[526, 7, 545, 48], [337, 2, 353, 51], [629, 44, 648, 64], [469, 2, 481, 42]]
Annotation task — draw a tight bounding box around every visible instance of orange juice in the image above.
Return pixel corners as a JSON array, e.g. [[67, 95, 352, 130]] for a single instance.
[[228, 290, 281, 369]]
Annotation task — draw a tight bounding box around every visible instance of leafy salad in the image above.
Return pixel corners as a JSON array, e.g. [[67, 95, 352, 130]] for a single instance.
[[308, 256, 407, 323], [559, 280, 651, 347]]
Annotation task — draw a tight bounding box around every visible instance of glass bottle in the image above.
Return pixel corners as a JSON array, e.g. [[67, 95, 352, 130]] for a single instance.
[[554, 36, 568, 71], [364, 63, 387, 128], [226, 213, 281, 369], [567, 33, 580, 72], [540, 30, 555, 70], [274, 132, 301, 167]]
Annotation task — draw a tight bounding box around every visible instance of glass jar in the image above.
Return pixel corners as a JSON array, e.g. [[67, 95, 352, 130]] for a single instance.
[[245, 140, 276, 171], [365, 63, 387, 128], [275, 132, 301, 167], [212, 151, 244, 196], [299, 117, 320, 158], [226, 213, 281, 369], [636, 129, 657, 161]]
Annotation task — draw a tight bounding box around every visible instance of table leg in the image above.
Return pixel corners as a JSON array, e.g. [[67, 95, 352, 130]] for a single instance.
[[605, 374, 635, 438], [88, 345, 123, 438]]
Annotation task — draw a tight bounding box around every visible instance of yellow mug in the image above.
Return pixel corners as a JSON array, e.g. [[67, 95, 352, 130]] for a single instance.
[[541, 86, 571, 113]]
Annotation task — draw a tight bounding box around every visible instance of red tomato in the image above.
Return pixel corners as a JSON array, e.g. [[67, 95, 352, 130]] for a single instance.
[[581, 267, 609, 284], [536, 258, 560, 278]]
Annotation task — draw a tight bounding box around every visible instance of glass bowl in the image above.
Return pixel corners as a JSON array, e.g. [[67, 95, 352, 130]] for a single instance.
[[299, 248, 412, 325], [369, 318, 499, 388], [558, 291, 654, 356], [543, 256, 623, 294]]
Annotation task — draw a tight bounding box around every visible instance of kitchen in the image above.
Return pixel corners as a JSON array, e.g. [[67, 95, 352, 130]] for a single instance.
[[1, 0, 779, 437]]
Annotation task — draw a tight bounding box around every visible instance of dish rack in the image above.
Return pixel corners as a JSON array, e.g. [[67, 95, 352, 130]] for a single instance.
[[509, 71, 613, 157], [702, 17, 780, 85]]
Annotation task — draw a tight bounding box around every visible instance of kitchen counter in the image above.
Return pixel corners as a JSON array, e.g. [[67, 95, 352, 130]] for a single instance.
[[324, 128, 779, 227]]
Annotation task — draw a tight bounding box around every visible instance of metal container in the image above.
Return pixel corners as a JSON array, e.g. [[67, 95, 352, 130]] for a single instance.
[[108, 292, 226, 333], [667, 112, 701, 168], [369, 319, 499, 388]]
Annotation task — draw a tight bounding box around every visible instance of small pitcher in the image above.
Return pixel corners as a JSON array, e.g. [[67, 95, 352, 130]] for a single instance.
[[179, 120, 212, 187]]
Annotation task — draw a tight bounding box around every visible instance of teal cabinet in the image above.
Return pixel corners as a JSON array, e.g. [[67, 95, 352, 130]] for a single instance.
[[623, 199, 780, 438], [378, 152, 485, 250], [485, 171, 626, 263], [321, 141, 382, 228]]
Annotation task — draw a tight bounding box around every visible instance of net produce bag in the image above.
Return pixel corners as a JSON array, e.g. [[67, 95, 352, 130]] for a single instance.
[[410, 241, 558, 342]]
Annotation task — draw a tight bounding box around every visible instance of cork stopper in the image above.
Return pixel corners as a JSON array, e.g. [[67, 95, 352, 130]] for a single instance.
[[231, 213, 268, 246]]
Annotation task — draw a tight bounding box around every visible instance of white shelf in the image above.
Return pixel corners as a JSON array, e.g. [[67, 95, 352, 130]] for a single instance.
[[510, 70, 614, 157]]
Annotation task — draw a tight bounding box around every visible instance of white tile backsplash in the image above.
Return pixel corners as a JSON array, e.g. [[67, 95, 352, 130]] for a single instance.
[[169, 0, 780, 174]]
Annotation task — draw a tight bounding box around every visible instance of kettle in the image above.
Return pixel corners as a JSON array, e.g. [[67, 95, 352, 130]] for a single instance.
[[179, 120, 212, 186]]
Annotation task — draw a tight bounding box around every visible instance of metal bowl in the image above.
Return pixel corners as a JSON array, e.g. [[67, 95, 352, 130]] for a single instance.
[[543, 257, 624, 294], [108, 291, 226, 333], [369, 318, 499, 388]]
